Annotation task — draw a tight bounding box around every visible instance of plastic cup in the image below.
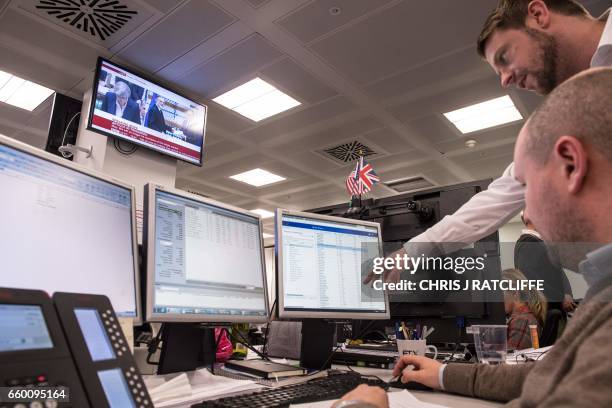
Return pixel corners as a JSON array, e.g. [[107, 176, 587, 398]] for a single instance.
[[467, 325, 507, 364]]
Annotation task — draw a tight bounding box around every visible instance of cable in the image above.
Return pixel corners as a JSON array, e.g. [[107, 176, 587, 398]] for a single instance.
[[59, 112, 81, 159], [146, 324, 164, 365], [262, 299, 277, 358]]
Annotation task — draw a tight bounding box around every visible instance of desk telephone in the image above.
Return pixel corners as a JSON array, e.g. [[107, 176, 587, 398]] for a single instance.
[[0, 288, 152, 407]]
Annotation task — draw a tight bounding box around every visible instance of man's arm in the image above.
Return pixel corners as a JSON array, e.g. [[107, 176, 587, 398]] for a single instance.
[[443, 362, 534, 402], [404, 163, 524, 256]]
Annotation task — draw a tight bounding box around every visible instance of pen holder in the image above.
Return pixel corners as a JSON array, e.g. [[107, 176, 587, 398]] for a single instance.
[[397, 339, 437, 360]]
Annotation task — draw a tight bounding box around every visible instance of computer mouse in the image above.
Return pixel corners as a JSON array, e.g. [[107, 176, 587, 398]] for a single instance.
[[387, 379, 433, 391]]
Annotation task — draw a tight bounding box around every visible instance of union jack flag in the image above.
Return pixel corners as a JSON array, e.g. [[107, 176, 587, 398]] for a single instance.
[[345, 156, 380, 197]]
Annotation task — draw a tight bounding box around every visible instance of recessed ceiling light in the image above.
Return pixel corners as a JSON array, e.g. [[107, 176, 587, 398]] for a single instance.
[[0, 70, 54, 111], [262, 233, 274, 239], [251, 208, 274, 219], [443, 95, 522, 134], [230, 168, 286, 187], [213, 77, 301, 122]]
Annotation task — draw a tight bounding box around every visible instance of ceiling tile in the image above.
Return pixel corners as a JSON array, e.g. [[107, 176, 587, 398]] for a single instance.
[[0, 9, 103, 73], [361, 127, 414, 155], [309, 0, 494, 84], [206, 102, 254, 134], [246, 0, 272, 8], [366, 47, 493, 101], [244, 96, 356, 144], [143, 0, 181, 13], [389, 76, 507, 124], [177, 34, 282, 97], [276, 0, 395, 44], [260, 57, 337, 104], [118, 0, 235, 72]]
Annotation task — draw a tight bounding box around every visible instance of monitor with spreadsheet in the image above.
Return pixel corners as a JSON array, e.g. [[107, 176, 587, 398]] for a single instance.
[[145, 184, 269, 323], [0, 135, 140, 322], [276, 209, 389, 319]]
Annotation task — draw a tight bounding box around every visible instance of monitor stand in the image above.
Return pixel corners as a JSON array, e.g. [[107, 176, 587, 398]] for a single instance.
[[157, 323, 216, 374], [300, 319, 337, 370]]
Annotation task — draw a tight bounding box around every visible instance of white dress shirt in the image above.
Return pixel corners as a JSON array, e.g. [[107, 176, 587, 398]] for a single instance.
[[115, 100, 126, 118], [405, 9, 612, 256]]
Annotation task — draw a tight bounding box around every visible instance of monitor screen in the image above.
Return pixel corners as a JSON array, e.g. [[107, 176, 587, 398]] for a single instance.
[[0, 304, 53, 352], [0, 136, 139, 320], [277, 210, 389, 319], [88, 58, 207, 166], [146, 185, 268, 323]]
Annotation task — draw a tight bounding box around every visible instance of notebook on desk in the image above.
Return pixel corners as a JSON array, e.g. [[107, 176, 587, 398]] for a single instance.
[[225, 359, 307, 379]]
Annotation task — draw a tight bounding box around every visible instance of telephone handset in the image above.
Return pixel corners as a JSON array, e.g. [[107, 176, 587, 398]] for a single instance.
[[0, 288, 153, 408]]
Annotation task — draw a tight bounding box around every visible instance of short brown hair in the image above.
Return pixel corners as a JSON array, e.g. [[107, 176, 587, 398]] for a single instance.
[[477, 0, 589, 58]]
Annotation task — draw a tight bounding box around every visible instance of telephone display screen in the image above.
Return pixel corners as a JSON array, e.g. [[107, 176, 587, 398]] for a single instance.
[[97, 368, 136, 408], [0, 304, 53, 352], [74, 308, 115, 361]]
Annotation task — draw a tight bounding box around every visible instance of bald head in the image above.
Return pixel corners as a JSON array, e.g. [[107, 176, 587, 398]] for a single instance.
[[524, 67, 612, 165], [513, 67, 612, 247]]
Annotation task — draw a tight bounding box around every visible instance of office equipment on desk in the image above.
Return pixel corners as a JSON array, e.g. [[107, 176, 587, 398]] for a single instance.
[[308, 181, 507, 346], [0, 287, 152, 408], [388, 378, 433, 392], [144, 184, 269, 374], [276, 209, 390, 369], [397, 339, 438, 359], [52, 291, 153, 407], [331, 350, 397, 369], [225, 360, 306, 379], [0, 134, 141, 324], [190, 371, 389, 408]]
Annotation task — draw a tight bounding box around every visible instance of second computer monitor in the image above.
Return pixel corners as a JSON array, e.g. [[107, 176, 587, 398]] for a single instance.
[[276, 209, 389, 320], [145, 184, 269, 323]]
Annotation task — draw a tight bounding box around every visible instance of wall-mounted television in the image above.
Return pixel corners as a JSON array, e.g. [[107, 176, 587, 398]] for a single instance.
[[87, 57, 207, 166]]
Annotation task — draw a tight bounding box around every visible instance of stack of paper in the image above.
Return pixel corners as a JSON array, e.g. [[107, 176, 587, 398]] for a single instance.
[[144, 368, 263, 407]]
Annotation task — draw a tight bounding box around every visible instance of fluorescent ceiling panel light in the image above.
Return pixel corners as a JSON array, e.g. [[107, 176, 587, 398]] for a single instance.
[[443, 95, 522, 134], [230, 168, 286, 187], [251, 209, 275, 219], [213, 77, 300, 122], [0, 70, 54, 111], [262, 233, 274, 239]]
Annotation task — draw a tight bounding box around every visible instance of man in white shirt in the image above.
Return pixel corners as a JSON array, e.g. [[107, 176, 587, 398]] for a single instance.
[[376, 0, 612, 283]]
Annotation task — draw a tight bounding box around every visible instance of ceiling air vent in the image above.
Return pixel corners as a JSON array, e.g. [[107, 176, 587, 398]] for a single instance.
[[35, 0, 138, 41], [320, 140, 377, 165], [385, 176, 435, 193]]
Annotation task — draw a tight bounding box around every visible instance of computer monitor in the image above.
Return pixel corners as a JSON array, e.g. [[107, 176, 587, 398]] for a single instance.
[[144, 184, 269, 324], [276, 209, 389, 320], [0, 135, 140, 323]]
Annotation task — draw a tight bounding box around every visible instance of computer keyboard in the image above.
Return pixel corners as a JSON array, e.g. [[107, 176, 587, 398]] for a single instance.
[[191, 371, 389, 408]]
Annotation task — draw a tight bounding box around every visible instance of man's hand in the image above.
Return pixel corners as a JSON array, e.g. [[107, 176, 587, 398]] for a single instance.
[[334, 384, 388, 408], [562, 294, 577, 312], [363, 247, 407, 285], [392, 355, 443, 389]]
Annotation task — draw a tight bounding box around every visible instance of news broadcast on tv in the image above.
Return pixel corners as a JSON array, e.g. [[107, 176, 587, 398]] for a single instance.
[[89, 58, 207, 165]]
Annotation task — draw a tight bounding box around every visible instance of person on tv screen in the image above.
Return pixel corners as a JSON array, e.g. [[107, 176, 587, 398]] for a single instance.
[[145, 95, 171, 134], [100, 81, 141, 125]]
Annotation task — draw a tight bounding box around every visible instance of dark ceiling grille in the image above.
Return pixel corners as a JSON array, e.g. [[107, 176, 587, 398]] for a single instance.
[[385, 176, 435, 193], [322, 140, 376, 163], [36, 0, 138, 41]]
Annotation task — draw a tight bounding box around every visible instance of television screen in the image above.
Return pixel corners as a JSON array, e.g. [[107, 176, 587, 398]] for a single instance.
[[87, 58, 206, 166]]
